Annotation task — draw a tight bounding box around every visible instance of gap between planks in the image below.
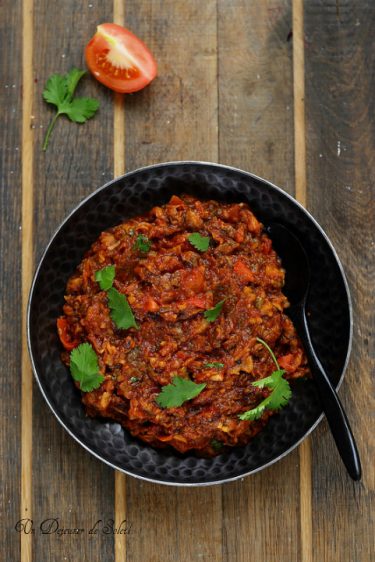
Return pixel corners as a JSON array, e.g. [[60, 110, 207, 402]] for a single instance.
[[21, 0, 34, 561], [113, 1, 127, 561], [293, 1, 312, 562]]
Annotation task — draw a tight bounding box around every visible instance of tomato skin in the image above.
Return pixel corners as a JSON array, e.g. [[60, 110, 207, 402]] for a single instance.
[[57, 317, 80, 351], [85, 23, 157, 93]]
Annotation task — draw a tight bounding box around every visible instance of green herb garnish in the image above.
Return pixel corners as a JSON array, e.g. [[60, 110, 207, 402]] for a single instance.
[[204, 362, 224, 369], [211, 439, 223, 451], [238, 337, 292, 421], [130, 377, 139, 383], [70, 343, 104, 392], [187, 232, 210, 252], [156, 376, 206, 408], [42, 68, 99, 151], [204, 299, 225, 323], [107, 287, 138, 330], [133, 234, 151, 253], [95, 265, 115, 291]]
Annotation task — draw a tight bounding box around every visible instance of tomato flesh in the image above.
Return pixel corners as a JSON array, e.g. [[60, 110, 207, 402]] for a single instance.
[[57, 317, 80, 351], [85, 23, 157, 93]]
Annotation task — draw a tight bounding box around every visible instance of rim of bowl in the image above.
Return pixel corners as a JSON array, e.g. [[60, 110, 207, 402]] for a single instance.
[[27, 160, 353, 486]]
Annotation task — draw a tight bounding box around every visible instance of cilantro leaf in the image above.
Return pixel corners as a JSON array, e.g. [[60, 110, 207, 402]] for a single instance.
[[42, 68, 99, 151], [133, 234, 151, 253], [156, 376, 206, 408], [238, 403, 267, 421], [70, 342, 104, 392], [204, 362, 224, 369], [266, 376, 292, 410], [238, 375, 291, 421], [188, 232, 210, 252], [65, 68, 87, 98], [204, 299, 225, 323], [62, 97, 100, 123], [238, 339, 292, 421], [95, 265, 115, 291], [43, 74, 67, 106], [107, 287, 138, 330], [251, 369, 285, 389]]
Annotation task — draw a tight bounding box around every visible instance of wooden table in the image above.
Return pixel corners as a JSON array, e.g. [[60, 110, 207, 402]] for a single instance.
[[1, 1, 373, 561]]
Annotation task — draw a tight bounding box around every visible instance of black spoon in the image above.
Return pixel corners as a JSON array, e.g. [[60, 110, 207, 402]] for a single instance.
[[267, 223, 361, 481]]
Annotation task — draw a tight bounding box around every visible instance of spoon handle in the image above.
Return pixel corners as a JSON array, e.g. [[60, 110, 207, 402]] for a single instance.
[[292, 306, 361, 481]]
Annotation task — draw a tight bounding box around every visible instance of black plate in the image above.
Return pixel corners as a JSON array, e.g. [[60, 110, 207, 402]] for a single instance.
[[27, 162, 352, 486]]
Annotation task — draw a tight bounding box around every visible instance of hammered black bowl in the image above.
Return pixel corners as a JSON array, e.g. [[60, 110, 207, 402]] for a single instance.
[[27, 161, 352, 486]]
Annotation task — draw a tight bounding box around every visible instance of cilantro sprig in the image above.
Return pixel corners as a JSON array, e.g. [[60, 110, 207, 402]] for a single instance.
[[188, 232, 210, 252], [204, 299, 225, 323], [156, 376, 206, 408], [204, 362, 224, 369], [95, 265, 115, 291], [42, 68, 99, 151], [238, 338, 292, 421], [70, 342, 104, 392]]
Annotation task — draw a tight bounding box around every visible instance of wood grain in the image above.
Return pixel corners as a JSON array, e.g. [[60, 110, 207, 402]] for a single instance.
[[0, 0, 23, 560], [30, 1, 115, 560], [304, 2, 375, 561], [218, 0, 295, 191], [124, 2, 222, 561], [124, 0, 219, 164], [292, 2, 312, 562], [21, 0, 34, 560], [218, 2, 301, 560]]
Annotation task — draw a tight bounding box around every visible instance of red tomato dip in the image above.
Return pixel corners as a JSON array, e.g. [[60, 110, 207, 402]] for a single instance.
[[58, 195, 309, 456]]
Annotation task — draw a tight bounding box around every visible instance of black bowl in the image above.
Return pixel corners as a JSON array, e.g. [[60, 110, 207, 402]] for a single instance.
[[27, 161, 352, 486]]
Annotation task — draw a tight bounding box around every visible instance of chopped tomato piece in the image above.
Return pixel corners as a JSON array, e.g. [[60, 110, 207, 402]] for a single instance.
[[234, 260, 255, 283], [57, 317, 80, 351], [143, 295, 159, 312], [181, 267, 205, 294], [278, 352, 302, 373], [261, 237, 272, 254], [169, 195, 186, 206]]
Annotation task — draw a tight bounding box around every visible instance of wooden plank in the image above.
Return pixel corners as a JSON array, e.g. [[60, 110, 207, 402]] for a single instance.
[[30, 2, 115, 560], [0, 0, 22, 559], [304, 2, 375, 561], [218, 0, 295, 192], [124, 0, 219, 164], [218, 2, 302, 561], [124, 2, 222, 561]]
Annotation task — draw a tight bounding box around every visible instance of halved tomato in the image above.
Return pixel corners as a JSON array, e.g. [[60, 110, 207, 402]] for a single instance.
[[85, 23, 157, 93]]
